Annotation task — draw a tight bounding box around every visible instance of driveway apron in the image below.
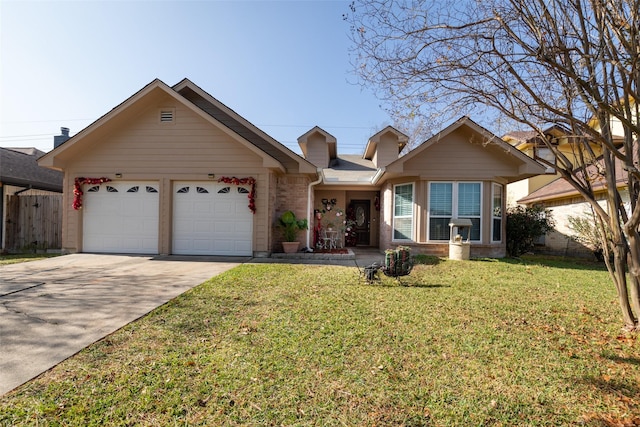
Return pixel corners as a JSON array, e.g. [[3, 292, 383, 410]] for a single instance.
[[0, 253, 244, 396]]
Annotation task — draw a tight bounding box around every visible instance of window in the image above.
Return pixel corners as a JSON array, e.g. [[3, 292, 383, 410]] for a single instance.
[[534, 147, 556, 173], [429, 183, 452, 240], [492, 183, 503, 242], [428, 182, 481, 241], [393, 183, 414, 240]]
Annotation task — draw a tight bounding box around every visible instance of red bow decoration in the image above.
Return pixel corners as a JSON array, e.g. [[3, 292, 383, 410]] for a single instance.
[[218, 176, 257, 214], [72, 177, 112, 210]]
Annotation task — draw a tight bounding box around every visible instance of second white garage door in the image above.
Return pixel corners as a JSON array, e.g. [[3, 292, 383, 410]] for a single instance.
[[172, 181, 253, 256]]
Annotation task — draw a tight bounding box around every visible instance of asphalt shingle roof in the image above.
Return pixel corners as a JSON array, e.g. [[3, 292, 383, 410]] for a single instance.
[[0, 147, 63, 192]]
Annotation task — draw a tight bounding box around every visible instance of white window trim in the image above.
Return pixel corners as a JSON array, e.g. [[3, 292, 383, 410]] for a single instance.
[[428, 181, 483, 242], [392, 182, 414, 242], [491, 183, 503, 243]]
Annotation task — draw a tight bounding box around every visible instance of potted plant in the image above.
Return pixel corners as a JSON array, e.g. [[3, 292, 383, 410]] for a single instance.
[[278, 210, 308, 253]]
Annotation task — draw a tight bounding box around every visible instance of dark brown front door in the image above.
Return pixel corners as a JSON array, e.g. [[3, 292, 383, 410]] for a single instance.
[[352, 200, 370, 246]]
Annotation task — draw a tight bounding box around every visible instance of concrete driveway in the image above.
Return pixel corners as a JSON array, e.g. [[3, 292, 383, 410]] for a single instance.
[[0, 253, 245, 396]]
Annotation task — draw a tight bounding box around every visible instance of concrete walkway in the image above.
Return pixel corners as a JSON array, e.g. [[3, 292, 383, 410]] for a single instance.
[[0, 254, 245, 396]]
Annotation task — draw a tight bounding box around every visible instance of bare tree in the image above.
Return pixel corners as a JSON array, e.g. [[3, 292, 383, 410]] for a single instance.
[[346, 0, 640, 330]]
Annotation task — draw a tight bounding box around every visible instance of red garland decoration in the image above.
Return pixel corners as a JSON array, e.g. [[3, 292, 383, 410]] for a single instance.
[[218, 176, 257, 214], [73, 177, 112, 210]]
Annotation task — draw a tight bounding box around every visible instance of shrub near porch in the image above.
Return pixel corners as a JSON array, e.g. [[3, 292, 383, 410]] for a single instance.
[[1, 257, 637, 426]]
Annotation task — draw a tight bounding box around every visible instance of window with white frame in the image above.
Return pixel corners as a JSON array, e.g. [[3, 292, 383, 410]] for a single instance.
[[428, 182, 452, 240], [492, 183, 503, 242], [428, 182, 481, 241], [393, 183, 414, 240]]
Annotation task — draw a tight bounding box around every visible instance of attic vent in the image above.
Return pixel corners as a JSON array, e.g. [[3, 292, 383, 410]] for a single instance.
[[159, 109, 175, 123]]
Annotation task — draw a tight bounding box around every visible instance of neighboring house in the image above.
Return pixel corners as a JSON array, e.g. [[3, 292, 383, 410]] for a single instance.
[[506, 108, 636, 257], [0, 146, 63, 251], [503, 125, 604, 207], [518, 150, 629, 257], [38, 78, 545, 258]]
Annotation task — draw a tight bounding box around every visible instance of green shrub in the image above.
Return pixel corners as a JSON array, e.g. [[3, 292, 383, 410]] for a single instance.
[[506, 205, 554, 257], [568, 211, 612, 261]]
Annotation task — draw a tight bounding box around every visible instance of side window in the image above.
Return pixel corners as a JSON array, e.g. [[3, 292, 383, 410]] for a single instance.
[[492, 183, 503, 242], [393, 183, 414, 240], [429, 182, 452, 240]]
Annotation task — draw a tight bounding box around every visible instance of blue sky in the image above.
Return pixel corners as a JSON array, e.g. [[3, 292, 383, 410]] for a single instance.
[[0, 0, 391, 154]]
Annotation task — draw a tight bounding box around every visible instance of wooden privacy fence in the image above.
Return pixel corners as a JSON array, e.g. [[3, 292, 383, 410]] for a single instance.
[[5, 194, 62, 251]]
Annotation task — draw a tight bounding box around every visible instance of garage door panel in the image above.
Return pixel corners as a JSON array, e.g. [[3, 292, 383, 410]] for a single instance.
[[194, 202, 213, 214], [214, 202, 234, 215], [172, 181, 253, 256], [193, 239, 212, 251], [83, 182, 159, 254], [194, 220, 214, 233], [173, 221, 191, 234]]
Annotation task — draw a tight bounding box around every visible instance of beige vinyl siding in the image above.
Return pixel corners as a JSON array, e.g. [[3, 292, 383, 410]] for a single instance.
[[68, 102, 264, 172], [61, 98, 271, 254], [374, 132, 401, 168], [305, 133, 330, 168], [402, 128, 521, 179]]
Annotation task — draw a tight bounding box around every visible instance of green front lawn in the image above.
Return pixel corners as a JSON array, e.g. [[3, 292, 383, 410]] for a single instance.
[[1, 257, 638, 426]]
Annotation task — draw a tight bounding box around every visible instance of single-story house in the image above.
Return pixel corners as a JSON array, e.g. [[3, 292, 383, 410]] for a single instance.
[[38, 78, 545, 258], [1, 147, 63, 251]]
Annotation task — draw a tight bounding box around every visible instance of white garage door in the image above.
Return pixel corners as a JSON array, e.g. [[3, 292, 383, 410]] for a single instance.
[[173, 181, 253, 256], [83, 182, 159, 254]]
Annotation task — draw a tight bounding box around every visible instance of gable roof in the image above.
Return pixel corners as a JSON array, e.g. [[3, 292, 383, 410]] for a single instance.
[[297, 126, 337, 160], [518, 153, 628, 204], [173, 79, 316, 174], [503, 124, 571, 149], [0, 147, 63, 192], [382, 116, 546, 182], [363, 126, 408, 160], [39, 78, 316, 174]]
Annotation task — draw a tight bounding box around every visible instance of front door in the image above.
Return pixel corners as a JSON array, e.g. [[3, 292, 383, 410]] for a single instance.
[[352, 200, 371, 246]]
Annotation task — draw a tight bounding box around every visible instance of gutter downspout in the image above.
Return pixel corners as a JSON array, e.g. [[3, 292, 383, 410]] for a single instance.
[[306, 168, 324, 248]]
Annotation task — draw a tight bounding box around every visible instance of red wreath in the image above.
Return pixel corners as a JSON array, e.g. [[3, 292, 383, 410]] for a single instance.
[[73, 177, 112, 210], [218, 176, 257, 214]]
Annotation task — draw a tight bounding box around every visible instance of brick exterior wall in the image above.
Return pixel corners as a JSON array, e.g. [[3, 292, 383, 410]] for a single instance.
[[272, 174, 312, 252]]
